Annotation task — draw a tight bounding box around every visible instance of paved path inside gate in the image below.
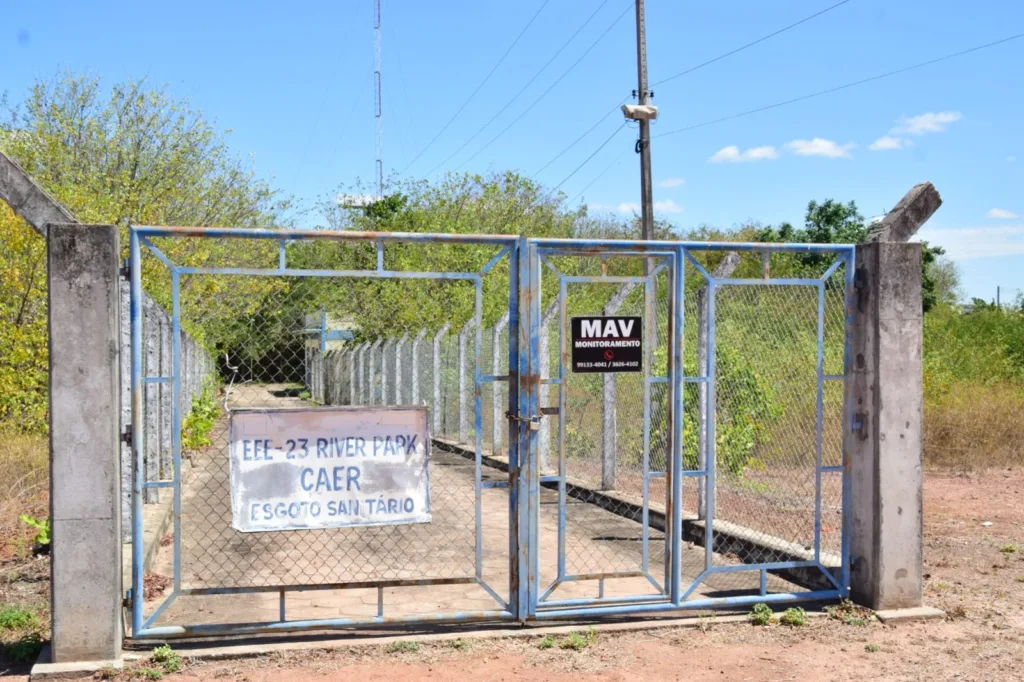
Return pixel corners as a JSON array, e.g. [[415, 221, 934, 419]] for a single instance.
[[144, 384, 795, 630]]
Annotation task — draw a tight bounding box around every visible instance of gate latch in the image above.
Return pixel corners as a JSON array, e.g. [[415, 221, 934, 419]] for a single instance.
[[506, 411, 542, 431]]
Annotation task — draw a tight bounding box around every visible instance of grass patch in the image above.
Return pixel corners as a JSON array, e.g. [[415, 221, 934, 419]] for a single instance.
[[1000, 545, 1017, 554], [865, 643, 880, 653], [749, 603, 774, 626], [0, 430, 48, 561], [537, 634, 556, 650], [181, 386, 221, 451], [447, 637, 471, 651], [559, 627, 598, 651], [924, 380, 1024, 470], [384, 640, 420, 654]]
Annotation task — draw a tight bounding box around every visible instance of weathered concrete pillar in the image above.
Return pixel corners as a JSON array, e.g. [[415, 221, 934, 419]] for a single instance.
[[599, 284, 635, 490], [48, 224, 122, 663], [458, 320, 474, 444], [848, 242, 925, 610]]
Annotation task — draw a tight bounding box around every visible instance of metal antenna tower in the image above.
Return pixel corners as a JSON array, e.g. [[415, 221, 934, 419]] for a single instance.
[[374, 0, 383, 197]]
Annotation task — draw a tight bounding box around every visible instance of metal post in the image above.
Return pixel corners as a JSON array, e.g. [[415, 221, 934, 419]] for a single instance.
[[634, 0, 654, 240]]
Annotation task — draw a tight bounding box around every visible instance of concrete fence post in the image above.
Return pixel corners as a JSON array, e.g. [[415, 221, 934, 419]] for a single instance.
[[537, 302, 559, 471], [48, 223, 122, 663], [411, 328, 427, 405], [458, 319, 474, 444], [599, 284, 636, 490], [368, 340, 382, 405], [492, 312, 510, 454], [433, 324, 450, 434], [848, 242, 926, 611], [697, 252, 740, 519], [394, 333, 409, 404], [143, 298, 159, 503], [357, 343, 367, 404], [381, 339, 393, 405]]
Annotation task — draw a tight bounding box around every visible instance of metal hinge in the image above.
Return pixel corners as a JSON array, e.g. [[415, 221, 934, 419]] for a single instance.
[[121, 425, 133, 448], [119, 258, 130, 280], [506, 411, 541, 431], [123, 589, 133, 609]]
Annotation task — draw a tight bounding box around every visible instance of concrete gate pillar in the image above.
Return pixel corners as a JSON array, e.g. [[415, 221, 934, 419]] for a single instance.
[[847, 241, 926, 611], [48, 224, 123, 663]]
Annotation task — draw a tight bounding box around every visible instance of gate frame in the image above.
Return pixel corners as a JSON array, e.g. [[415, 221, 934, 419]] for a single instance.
[[521, 238, 856, 620], [128, 226, 525, 638]]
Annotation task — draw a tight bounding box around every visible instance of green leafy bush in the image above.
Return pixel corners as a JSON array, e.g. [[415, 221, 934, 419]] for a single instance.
[[749, 603, 774, 626]]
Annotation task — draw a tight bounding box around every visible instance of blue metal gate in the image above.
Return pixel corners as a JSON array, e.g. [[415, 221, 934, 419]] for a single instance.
[[127, 226, 854, 638]]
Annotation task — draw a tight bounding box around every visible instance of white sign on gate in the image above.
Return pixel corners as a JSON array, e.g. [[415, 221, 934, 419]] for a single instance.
[[228, 406, 431, 532]]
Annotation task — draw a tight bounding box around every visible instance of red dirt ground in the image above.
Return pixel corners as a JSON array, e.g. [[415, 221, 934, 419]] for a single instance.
[[3, 470, 1023, 680]]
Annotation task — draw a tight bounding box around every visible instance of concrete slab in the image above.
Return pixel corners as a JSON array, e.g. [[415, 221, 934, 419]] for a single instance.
[[124, 610, 826, 663], [874, 606, 945, 624], [29, 645, 122, 681]]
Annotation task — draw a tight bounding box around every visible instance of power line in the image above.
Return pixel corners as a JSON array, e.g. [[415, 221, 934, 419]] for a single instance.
[[652, 0, 853, 87], [533, 100, 626, 177], [532, 1, 852, 180], [569, 147, 630, 203], [424, 0, 616, 178], [455, 1, 635, 172], [493, 121, 629, 233], [400, 0, 552, 173], [654, 32, 1024, 140]]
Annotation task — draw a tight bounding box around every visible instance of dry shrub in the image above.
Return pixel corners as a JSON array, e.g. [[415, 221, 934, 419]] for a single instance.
[[925, 381, 1024, 471], [0, 430, 48, 561]]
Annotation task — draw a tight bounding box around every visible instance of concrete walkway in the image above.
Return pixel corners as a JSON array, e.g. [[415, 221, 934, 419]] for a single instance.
[[141, 384, 802, 631]]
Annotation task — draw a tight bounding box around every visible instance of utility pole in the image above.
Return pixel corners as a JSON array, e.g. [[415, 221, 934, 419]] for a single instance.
[[374, 0, 383, 198], [634, 0, 654, 241]]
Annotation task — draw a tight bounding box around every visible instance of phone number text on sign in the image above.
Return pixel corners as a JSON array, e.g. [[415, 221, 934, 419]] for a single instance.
[[228, 406, 431, 532]]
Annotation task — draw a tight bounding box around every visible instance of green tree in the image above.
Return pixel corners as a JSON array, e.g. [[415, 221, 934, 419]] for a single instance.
[[0, 72, 290, 431]]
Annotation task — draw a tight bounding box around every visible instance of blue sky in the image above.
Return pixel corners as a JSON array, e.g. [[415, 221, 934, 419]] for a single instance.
[[2, 0, 1022, 301]]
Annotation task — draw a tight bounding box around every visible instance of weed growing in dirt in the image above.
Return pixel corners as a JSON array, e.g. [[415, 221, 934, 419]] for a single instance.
[[385, 641, 420, 654], [94, 667, 119, 680], [946, 603, 968, 619], [865, 644, 880, 653], [825, 599, 872, 626], [559, 628, 598, 651], [779, 607, 807, 627], [538, 635, 556, 650], [151, 644, 183, 674], [1000, 544, 1017, 554], [447, 638, 471, 651], [181, 387, 221, 450], [18, 514, 50, 554], [1015, 576, 1024, 583], [132, 667, 166, 681], [749, 603, 774, 626], [0, 605, 38, 630]]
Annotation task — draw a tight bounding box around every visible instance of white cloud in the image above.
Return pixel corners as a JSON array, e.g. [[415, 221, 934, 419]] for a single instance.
[[891, 111, 962, 136], [335, 194, 378, 207], [587, 200, 681, 215], [869, 136, 905, 151], [785, 138, 854, 158], [918, 224, 1024, 260], [657, 177, 685, 188], [654, 200, 683, 214], [710, 145, 778, 163], [987, 208, 1019, 219]]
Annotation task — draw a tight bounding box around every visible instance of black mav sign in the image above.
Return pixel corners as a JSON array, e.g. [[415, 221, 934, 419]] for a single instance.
[[570, 316, 642, 373]]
